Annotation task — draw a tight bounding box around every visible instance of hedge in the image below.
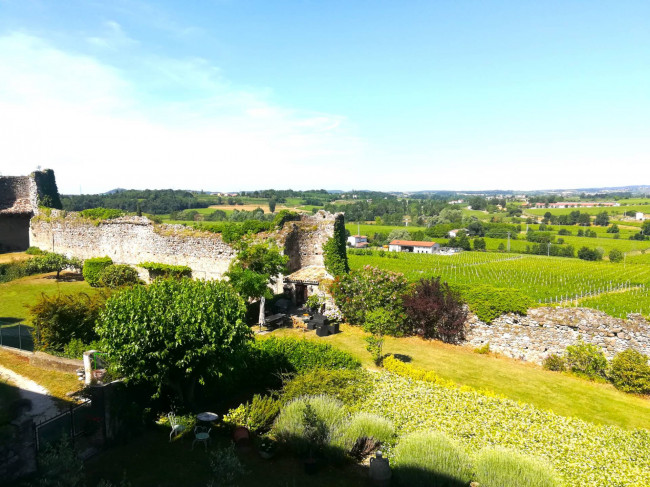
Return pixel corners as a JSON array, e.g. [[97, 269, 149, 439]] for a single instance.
[[453, 284, 534, 324], [83, 256, 113, 287], [138, 262, 192, 279]]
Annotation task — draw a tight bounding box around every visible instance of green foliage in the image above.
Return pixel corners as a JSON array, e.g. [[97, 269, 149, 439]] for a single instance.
[[281, 368, 372, 406], [31, 292, 106, 352], [80, 207, 125, 220], [392, 430, 473, 487], [272, 209, 300, 228], [253, 336, 361, 372], [273, 395, 346, 457], [226, 240, 288, 302], [608, 349, 650, 394], [36, 436, 84, 486], [565, 340, 608, 379], [21, 252, 82, 279], [33, 168, 63, 210], [323, 214, 350, 276], [334, 412, 395, 455], [331, 265, 409, 333], [542, 354, 567, 372], [138, 261, 192, 279], [62, 338, 102, 359], [608, 248, 624, 263], [26, 246, 45, 255], [577, 246, 603, 261], [455, 284, 533, 324], [474, 447, 561, 487], [222, 394, 282, 434], [474, 343, 491, 355], [365, 334, 384, 366], [83, 256, 114, 287], [208, 444, 249, 486], [96, 278, 250, 404], [98, 264, 141, 288]]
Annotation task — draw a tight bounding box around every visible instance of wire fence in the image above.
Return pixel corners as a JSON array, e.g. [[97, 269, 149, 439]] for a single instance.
[[0, 322, 34, 351]]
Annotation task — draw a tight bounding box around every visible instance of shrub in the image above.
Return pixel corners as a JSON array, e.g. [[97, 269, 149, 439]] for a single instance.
[[334, 412, 395, 459], [98, 264, 141, 288], [403, 277, 468, 343], [31, 292, 107, 353], [83, 256, 114, 287], [392, 430, 473, 487], [565, 341, 608, 379], [272, 210, 301, 229], [281, 368, 372, 406], [222, 394, 282, 434], [609, 248, 624, 263], [62, 338, 102, 359], [26, 246, 45, 255], [273, 395, 346, 456], [608, 349, 650, 394], [331, 265, 409, 333], [455, 284, 533, 324], [253, 336, 361, 372], [474, 343, 490, 355], [208, 444, 248, 486], [80, 208, 124, 220], [577, 246, 603, 261], [474, 446, 560, 487], [542, 354, 566, 372], [138, 262, 192, 280]]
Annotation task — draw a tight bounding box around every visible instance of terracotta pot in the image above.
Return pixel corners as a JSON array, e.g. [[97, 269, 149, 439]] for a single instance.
[[232, 426, 250, 443]]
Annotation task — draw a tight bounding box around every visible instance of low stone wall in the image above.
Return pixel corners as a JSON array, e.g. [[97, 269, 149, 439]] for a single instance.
[[465, 307, 650, 364], [30, 351, 83, 374]]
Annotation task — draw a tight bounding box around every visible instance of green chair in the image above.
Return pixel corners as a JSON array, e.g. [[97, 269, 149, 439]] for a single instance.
[[192, 426, 211, 451]]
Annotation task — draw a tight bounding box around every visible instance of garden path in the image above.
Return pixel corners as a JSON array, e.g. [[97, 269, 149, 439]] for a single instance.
[[0, 364, 60, 421]]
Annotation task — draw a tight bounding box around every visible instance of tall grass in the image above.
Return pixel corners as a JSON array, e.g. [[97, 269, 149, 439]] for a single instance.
[[474, 447, 560, 487], [392, 430, 473, 487], [333, 412, 395, 454]]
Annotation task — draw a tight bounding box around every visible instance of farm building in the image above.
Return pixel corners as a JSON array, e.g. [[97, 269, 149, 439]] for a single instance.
[[389, 240, 440, 254], [347, 235, 368, 248], [636, 212, 646, 221]]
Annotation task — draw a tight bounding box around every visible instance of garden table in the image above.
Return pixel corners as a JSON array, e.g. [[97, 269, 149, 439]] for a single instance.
[[196, 412, 219, 423]]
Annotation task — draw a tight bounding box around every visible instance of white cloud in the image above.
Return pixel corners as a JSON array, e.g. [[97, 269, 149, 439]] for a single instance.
[[0, 32, 364, 193]]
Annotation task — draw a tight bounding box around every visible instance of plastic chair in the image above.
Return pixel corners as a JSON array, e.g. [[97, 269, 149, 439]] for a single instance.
[[168, 413, 186, 442], [192, 426, 212, 451]]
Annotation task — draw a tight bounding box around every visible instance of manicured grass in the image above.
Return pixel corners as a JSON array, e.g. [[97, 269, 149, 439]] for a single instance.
[[84, 424, 367, 487], [0, 349, 81, 404], [270, 325, 650, 431], [0, 271, 95, 325]]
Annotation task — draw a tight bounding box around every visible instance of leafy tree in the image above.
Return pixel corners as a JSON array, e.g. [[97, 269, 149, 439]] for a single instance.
[[268, 198, 277, 213], [473, 238, 486, 251], [594, 211, 610, 226], [226, 239, 288, 322], [578, 213, 591, 226], [22, 252, 82, 279], [402, 278, 467, 343], [363, 308, 399, 365], [577, 246, 603, 261], [643, 221, 650, 236], [606, 223, 620, 234], [387, 228, 411, 242], [323, 214, 349, 276], [467, 221, 485, 237], [97, 278, 251, 405], [609, 248, 624, 263]]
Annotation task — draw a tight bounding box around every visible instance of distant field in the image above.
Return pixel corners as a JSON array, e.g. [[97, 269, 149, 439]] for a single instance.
[[527, 204, 650, 217], [572, 287, 650, 319], [348, 251, 650, 306], [344, 223, 428, 236]]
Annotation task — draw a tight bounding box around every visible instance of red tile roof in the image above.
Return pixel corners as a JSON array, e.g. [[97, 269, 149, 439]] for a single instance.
[[390, 240, 437, 247]]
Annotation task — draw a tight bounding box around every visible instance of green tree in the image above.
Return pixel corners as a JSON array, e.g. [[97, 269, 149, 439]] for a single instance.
[[268, 198, 277, 213], [226, 239, 289, 323], [609, 248, 624, 263], [363, 308, 398, 365], [97, 278, 250, 406], [594, 211, 610, 226], [606, 223, 620, 234], [473, 238, 486, 251]]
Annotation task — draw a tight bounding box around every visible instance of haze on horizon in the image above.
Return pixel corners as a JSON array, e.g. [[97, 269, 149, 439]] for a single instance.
[[1, 1, 649, 194]]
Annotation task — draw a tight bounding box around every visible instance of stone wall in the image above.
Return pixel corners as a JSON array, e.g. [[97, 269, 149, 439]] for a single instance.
[[0, 175, 39, 251], [465, 307, 650, 364], [29, 210, 340, 280]]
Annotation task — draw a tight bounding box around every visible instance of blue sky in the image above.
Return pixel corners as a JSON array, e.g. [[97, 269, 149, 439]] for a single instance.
[[0, 0, 648, 193]]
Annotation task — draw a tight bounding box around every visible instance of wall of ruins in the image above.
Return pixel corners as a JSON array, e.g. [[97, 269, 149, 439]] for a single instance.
[[464, 306, 650, 364], [29, 210, 338, 280], [0, 176, 39, 251]]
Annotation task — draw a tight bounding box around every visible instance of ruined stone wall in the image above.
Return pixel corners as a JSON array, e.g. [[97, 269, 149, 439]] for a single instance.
[[282, 211, 336, 273], [0, 176, 39, 250], [464, 307, 650, 364], [29, 210, 340, 280]]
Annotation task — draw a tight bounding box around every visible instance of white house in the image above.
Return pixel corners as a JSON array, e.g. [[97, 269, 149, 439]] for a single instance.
[[389, 240, 440, 254], [347, 235, 368, 248], [636, 212, 646, 221]]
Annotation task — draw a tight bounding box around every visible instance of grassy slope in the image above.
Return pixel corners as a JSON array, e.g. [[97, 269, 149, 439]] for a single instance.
[[0, 272, 95, 324], [271, 325, 650, 431], [0, 349, 81, 404], [0, 252, 32, 264]]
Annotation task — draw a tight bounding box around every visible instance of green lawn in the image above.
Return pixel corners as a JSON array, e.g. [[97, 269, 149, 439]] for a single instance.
[[270, 325, 650, 431], [0, 272, 95, 325]]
